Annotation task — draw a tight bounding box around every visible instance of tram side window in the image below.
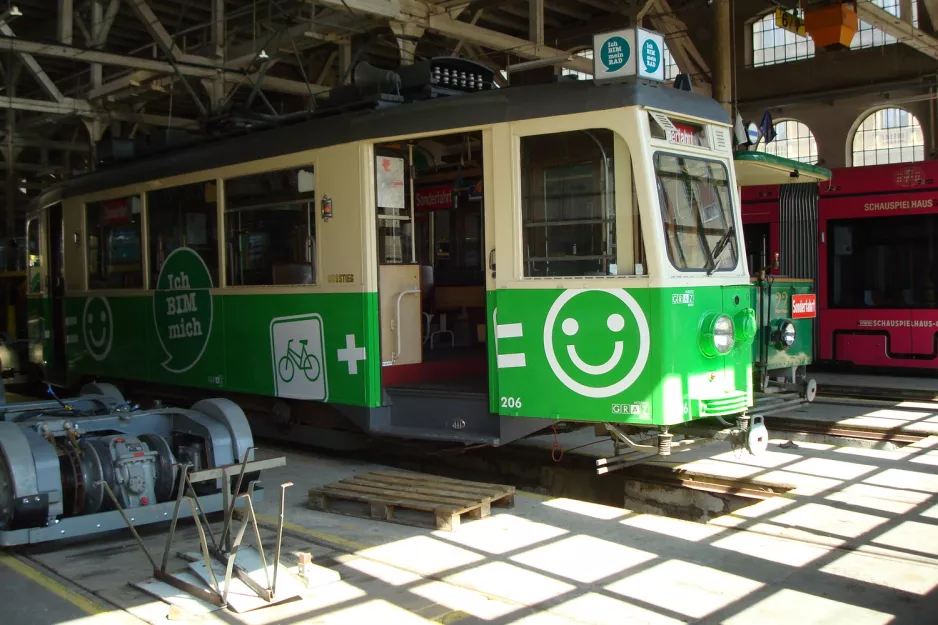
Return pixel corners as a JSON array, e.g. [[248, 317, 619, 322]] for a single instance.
[[148, 182, 219, 287], [224, 167, 316, 286], [26, 218, 40, 293], [655, 153, 737, 272], [86, 196, 144, 289], [828, 214, 938, 309], [521, 129, 617, 277]]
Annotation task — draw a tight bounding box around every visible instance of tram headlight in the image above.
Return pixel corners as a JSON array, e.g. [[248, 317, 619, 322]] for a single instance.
[[773, 319, 796, 350], [713, 315, 735, 354], [699, 313, 735, 358]]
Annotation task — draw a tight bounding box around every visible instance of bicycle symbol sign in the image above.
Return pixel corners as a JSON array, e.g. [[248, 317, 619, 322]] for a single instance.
[[278, 338, 321, 383], [270, 314, 328, 400]]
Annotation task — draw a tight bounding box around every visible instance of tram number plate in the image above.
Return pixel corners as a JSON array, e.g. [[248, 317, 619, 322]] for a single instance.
[[791, 294, 816, 319], [500, 396, 522, 409]]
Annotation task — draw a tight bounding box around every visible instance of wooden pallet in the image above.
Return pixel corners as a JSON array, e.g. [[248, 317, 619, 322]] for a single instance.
[[308, 470, 515, 531]]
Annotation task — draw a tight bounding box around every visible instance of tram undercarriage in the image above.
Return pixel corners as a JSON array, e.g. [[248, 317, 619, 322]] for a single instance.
[[593, 415, 768, 474]]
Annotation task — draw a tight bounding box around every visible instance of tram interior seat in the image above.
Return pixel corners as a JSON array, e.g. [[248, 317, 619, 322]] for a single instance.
[[419, 265, 452, 348], [272, 262, 314, 285]]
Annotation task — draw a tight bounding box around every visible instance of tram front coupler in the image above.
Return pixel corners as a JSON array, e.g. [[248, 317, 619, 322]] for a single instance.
[[596, 423, 720, 474], [665, 413, 769, 457]]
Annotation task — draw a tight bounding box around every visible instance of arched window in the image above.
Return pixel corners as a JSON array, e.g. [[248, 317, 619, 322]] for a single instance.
[[852, 107, 925, 166], [756, 120, 818, 164], [752, 12, 814, 66]]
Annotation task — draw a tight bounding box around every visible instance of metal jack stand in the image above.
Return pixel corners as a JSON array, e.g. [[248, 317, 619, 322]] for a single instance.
[[101, 450, 289, 611]]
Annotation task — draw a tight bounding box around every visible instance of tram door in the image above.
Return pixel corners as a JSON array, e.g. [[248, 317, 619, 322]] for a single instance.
[[46, 202, 67, 382], [375, 131, 488, 382]]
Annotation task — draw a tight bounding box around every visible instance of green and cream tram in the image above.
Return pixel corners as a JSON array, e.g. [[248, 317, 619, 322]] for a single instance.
[[25, 42, 811, 465]]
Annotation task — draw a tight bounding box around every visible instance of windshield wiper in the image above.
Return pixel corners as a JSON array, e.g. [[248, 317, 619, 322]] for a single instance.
[[706, 225, 735, 276]]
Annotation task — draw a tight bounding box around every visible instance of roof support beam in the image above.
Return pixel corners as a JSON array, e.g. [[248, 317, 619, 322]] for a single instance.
[[59, 0, 74, 45], [390, 20, 424, 65], [453, 9, 484, 56], [647, 0, 711, 89], [0, 135, 90, 151], [0, 96, 92, 115], [924, 0, 938, 29], [307, 0, 591, 72], [125, 0, 184, 61], [857, 0, 938, 59], [93, 0, 122, 47], [529, 0, 545, 46], [0, 38, 327, 96], [0, 25, 67, 103]]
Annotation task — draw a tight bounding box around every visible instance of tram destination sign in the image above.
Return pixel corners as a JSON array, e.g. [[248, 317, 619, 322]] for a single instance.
[[593, 28, 666, 83], [791, 294, 817, 319]]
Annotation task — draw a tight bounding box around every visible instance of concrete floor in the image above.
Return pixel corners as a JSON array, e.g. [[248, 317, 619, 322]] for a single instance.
[[0, 559, 92, 625], [5, 397, 938, 624], [0, 551, 144, 625]]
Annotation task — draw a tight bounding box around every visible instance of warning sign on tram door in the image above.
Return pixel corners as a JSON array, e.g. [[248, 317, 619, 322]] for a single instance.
[[791, 294, 817, 319], [592, 28, 666, 83]]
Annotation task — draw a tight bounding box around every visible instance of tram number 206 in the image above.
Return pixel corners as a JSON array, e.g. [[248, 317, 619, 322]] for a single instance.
[[501, 396, 523, 409]]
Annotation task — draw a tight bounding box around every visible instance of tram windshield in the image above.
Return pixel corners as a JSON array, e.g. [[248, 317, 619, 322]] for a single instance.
[[655, 153, 738, 272]]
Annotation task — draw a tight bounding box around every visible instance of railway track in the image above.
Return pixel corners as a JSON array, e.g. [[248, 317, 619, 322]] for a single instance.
[[764, 416, 926, 444], [818, 383, 938, 403]]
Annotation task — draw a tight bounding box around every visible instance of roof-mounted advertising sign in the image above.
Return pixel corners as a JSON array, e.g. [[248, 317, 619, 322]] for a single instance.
[[592, 28, 666, 83]]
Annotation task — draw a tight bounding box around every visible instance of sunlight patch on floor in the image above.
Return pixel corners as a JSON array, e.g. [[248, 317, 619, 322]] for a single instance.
[[604, 559, 764, 619], [783, 457, 879, 481], [921, 503, 938, 519], [431, 514, 568, 555], [872, 520, 938, 557], [238, 581, 368, 625], [863, 468, 938, 493], [443, 561, 576, 606], [720, 588, 895, 625], [295, 598, 434, 624], [831, 446, 907, 461], [712, 523, 834, 567], [620, 513, 727, 541], [509, 534, 656, 584], [825, 483, 930, 515], [342, 558, 422, 586], [820, 550, 938, 595], [909, 451, 938, 467], [771, 502, 889, 539], [411, 580, 522, 620], [710, 448, 804, 468], [758, 471, 842, 496], [541, 498, 628, 520], [548, 591, 685, 625], [356, 536, 484, 576]]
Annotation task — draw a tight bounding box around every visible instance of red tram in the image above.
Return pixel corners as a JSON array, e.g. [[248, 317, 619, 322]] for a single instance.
[[742, 159, 938, 371]]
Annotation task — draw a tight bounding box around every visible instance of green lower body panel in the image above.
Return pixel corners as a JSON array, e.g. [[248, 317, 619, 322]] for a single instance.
[[60, 291, 381, 408], [750, 278, 816, 377], [488, 284, 754, 427]]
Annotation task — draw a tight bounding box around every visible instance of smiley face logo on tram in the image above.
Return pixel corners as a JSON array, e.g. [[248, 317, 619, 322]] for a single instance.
[[543, 289, 650, 398], [82, 295, 114, 361]]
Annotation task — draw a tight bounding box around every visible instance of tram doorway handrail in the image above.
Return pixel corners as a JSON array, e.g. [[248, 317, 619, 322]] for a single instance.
[[392, 286, 421, 363]]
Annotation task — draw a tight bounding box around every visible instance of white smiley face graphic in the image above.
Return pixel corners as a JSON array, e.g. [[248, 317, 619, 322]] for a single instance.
[[82, 296, 114, 361], [544, 289, 650, 398]]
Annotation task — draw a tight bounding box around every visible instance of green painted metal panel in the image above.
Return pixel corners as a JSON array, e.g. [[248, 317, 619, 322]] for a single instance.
[[490, 285, 754, 426], [750, 278, 815, 375], [64, 289, 381, 408]]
